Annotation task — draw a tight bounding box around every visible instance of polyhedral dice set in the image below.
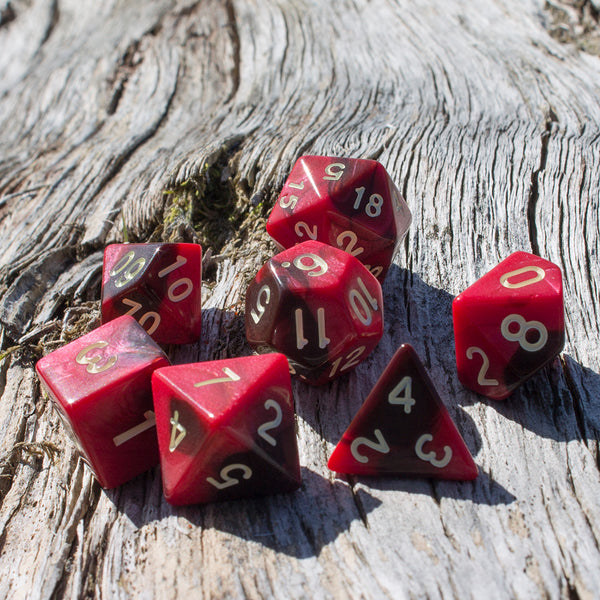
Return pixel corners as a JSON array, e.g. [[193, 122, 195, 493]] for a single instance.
[[35, 154, 566, 503]]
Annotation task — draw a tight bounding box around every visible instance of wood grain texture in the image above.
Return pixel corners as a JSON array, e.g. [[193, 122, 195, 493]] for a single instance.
[[1, 0, 600, 598]]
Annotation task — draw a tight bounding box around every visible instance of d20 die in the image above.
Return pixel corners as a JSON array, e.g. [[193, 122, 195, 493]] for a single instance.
[[101, 242, 202, 345], [245, 240, 384, 385], [328, 344, 477, 480], [35, 315, 169, 488], [453, 251, 565, 400], [266, 155, 412, 282], [152, 353, 301, 505]]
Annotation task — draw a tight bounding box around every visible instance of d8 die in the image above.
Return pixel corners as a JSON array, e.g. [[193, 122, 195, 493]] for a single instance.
[[328, 344, 477, 480], [35, 315, 170, 488], [102, 243, 202, 345], [266, 155, 412, 282], [152, 353, 301, 505], [453, 251, 565, 400], [245, 240, 384, 385]]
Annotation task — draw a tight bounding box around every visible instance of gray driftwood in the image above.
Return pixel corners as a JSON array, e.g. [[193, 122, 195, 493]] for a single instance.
[[1, 0, 600, 598]]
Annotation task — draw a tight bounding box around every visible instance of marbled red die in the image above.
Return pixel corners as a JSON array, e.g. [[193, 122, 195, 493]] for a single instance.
[[245, 240, 384, 385], [152, 353, 301, 505], [328, 344, 477, 480], [35, 315, 169, 488], [266, 155, 412, 282], [453, 251, 565, 400], [101, 243, 202, 345]]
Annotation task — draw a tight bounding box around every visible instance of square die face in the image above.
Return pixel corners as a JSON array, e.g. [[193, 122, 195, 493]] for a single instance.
[[102, 243, 202, 344], [36, 315, 169, 487]]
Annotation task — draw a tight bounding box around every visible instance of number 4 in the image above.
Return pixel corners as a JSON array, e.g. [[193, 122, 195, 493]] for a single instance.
[[388, 376, 415, 413]]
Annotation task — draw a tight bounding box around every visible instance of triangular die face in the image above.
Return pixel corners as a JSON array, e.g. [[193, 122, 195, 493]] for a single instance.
[[328, 344, 477, 480]]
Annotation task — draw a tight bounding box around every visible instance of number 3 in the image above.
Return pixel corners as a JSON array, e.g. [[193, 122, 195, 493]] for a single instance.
[[75, 341, 117, 374], [415, 434, 452, 468]]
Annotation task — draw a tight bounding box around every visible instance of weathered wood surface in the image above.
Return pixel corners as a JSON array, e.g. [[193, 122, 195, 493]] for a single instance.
[[1, 0, 600, 597]]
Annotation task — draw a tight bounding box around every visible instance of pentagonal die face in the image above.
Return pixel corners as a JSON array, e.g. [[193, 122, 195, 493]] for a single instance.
[[453, 251, 565, 400], [152, 354, 301, 505], [35, 315, 170, 488], [102, 243, 202, 345], [245, 241, 384, 385], [266, 155, 412, 282]]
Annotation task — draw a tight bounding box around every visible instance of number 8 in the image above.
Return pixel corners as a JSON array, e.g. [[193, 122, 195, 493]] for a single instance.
[[500, 314, 548, 352]]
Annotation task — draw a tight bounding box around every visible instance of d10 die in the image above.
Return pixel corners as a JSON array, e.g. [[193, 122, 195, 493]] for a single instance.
[[328, 344, 478, 480], [453, 251, 565, 400], [266, 155, 412, 282], [102, 242, 202, 345], [152, 353, 301, 505], [35, 315, 169, 488], [245, 240, 384, 385]]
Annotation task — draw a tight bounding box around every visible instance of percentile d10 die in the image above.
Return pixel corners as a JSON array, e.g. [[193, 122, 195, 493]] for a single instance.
[[101, 243, 202, 345]]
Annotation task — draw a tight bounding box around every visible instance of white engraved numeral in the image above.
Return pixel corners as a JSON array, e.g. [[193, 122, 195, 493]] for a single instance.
[[257, 399, 283, 447], [294, 221, 318, 240], [280, 195, 299, 209], [351, 429, 390, 463], [122, 298, 161, 335], [415, 434, 452, 468], [110, 250, 146, 288], [288, 181, 305, 190], [336, 230, 365, 256], [206, 464, 253, 489], [294, 308, 329, 349], [113, 411, 156, 447], [500, 314, 548, 352], [466, 347, 499, 386], [323, 162, 345, 180], [159, 255, 193, 303], [75, 341, 117, 374], [500, 265, 546, 289], [250, 285, 271, 324], [329, 346, 366, 378], [352, 187, 383, 217], [348, 277, 379, 326], [194, 367, 241, 388], [388, 376, 416, 413], [292, 253, 328, 276], [169, 410, 187, 452]]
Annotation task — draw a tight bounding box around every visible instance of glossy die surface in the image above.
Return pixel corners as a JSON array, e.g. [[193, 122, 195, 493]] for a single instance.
[[245, 240, 384, 385], [152, 353, 301, 505], [35, 315, 169, 488], [328, 344, 477, 480], [453, 251, 565, 400], [102, 243, 202, 345], [266, 155, 412, 282]]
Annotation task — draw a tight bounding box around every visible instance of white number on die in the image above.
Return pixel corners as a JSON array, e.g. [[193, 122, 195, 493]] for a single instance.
[[351, 429, 390, 463], [206, 464, 253, 489], [500, 314, 548, 352], [415, 433, 452, 468]]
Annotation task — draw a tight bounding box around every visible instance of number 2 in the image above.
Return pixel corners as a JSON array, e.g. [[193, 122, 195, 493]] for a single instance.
[[351, 429, 390, 463], [257, 399, 283, 447], [466, 347, 499, 386]]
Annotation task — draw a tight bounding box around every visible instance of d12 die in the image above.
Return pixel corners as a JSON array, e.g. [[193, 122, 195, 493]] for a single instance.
[[101, 243, 202, 345], [245, 240, 384, 385], [35, 315, 170, 488], [453, 251, 565, 400], [266, 155, 412, 282], [328, 344, 478, 480], [152, 353, 301, 505]]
